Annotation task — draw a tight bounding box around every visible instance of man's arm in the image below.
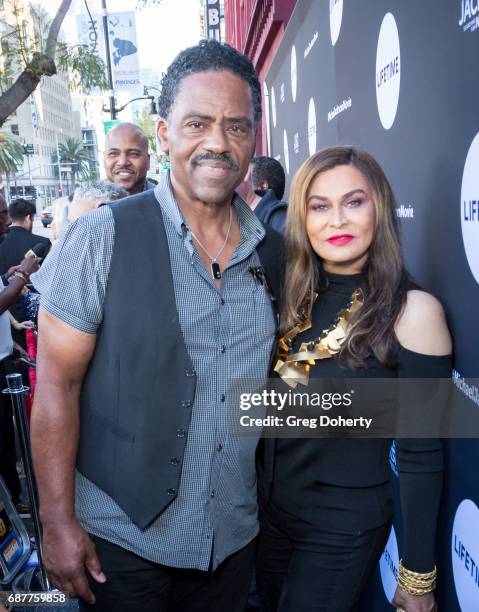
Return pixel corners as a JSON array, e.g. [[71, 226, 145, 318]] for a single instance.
[[0, 254, 39, 314], [31, 308, 106, 604]]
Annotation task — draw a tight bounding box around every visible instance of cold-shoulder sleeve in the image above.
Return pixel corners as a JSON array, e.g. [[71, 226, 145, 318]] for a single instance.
[[396, 347, 452, 572]]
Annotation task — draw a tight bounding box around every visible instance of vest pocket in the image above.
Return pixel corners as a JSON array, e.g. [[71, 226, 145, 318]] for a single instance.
[[82, 406, 136, 442]]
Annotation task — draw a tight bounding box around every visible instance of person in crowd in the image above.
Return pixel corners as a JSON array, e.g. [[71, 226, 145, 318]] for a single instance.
[[30, 39, 282, 611], [0, 198, 51, 344], [66, 180, 128, 224], [256, 146, 452, 612], [251, 156, 285, 201], [50, 182, 128, 240], [0, 199, 51, 273], [51, 195, 72, 242], [103, 122, 156, 195], [0, 195, 39, 512], [237, 156, 287, 233]]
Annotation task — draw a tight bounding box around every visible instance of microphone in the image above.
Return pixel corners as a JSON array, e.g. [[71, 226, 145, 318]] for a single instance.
[[249, 265, 276, 302], [25, 242, 50, 260]]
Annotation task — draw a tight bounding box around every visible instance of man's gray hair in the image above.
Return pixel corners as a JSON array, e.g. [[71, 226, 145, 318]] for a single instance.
[[74, 180, 128, 203]]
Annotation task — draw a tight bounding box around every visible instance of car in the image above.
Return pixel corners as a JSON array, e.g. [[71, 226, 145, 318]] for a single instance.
[[40, 206, 53, 228]]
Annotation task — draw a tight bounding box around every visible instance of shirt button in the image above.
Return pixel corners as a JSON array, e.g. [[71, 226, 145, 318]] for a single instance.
[[217, 444, 223, 452], [181, 400, 191, 408], [176, 429, 186, 438], [167, 488, 176, 496], [185, 368, 195, 377], [220, 394, 226, 402], [220, 298, 225, 305], [170, 457, 179, 466], [220, 345, 226, 353], [210, 490, 215, 498]]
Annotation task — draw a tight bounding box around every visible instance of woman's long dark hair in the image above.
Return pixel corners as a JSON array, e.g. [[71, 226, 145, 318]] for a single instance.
[[282, 146, 408, 369]]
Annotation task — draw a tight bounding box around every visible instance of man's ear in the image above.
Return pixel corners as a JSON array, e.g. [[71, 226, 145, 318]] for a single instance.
[[157, 118, 169, 154], [260, 180, 269, 190]]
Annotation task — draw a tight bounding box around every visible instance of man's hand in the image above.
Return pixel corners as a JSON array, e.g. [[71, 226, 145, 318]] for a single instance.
[[6, 264, 21, 276], [18, 253, 40, 277], [42, 519, 106, 604], [392, 586, 437, 611]]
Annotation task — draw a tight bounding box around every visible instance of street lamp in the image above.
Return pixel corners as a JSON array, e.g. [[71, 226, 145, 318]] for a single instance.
[[101, 95, 158, 116], [143, 86, 161, 116], [55, 131, 63, 195], [101, 0, 117, 120]]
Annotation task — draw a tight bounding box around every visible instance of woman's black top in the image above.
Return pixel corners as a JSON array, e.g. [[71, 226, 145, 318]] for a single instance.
[[270, 271, 452, 572]]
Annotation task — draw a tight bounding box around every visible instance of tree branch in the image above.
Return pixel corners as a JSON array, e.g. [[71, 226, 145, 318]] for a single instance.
[[46, 0, 73, 58], [0, 0, 73, 127], [0, 69, 41, 128]]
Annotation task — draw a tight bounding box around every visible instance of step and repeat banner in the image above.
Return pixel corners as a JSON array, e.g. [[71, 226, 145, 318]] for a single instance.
[[264, 1, 479, 610]]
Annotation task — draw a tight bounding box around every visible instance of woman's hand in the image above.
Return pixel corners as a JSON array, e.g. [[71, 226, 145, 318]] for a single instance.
[[392, 586, 437, 611]]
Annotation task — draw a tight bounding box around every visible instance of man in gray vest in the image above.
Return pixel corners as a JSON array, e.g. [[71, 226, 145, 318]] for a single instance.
[[30, 40, 282, 611]]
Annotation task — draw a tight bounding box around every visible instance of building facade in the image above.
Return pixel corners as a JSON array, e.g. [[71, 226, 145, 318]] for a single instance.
[[5, 76, 83, 209], [81, 126, 99, 179], [224, 0, 295, 154], [0, 2, 83, 209]]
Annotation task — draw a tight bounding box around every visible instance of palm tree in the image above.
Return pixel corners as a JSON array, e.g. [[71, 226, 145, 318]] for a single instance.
[[52, 136, 91, 191], [0, 131, 24, 200]]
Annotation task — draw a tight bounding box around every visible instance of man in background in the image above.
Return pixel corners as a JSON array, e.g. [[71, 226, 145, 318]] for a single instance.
[[237, 156, 288, 233], [103, 122, 156, 195], [0, 198, 51, 341], [0, 198, 51, 275]]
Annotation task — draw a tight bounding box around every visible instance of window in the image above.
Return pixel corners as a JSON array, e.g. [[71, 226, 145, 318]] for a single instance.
[[10, 124, 19, 136]]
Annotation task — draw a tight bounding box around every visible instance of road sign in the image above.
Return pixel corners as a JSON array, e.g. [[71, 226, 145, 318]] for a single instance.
[[103, 120, 121, 134]]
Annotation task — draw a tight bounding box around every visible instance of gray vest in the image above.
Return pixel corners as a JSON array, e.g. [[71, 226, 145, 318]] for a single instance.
[[77, 190, 283, 530]]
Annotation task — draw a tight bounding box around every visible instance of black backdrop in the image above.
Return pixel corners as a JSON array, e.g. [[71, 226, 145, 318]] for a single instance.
[[264, 1, 479, 610]]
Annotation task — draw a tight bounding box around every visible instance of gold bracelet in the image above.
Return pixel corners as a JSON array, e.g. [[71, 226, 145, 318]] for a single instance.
[[11, 270, 28, 284], [398, 559, 437, 595], [399, 560, 437, 580]]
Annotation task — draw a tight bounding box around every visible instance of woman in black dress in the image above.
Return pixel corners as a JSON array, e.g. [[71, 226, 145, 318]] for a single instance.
[[257, 147, 452, 612]]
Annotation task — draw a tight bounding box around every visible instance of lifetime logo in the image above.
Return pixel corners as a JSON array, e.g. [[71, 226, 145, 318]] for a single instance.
[[453, 535, 479, 587], [377, 57, 400, 88], [463, 199, 479, 221], [382, 548, 398, 580]]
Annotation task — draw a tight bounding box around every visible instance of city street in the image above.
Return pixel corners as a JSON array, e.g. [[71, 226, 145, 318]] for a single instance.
[[33, 217, 52, 240]]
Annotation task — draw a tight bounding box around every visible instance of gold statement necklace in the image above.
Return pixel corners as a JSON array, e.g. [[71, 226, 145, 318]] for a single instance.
[[274, 288, 364, 388]]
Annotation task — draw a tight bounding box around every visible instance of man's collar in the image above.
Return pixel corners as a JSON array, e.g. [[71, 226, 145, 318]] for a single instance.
[[153, 170, 265, 243]]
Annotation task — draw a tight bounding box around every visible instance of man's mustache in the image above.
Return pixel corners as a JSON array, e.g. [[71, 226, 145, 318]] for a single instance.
[[191, 153, 239, 171]]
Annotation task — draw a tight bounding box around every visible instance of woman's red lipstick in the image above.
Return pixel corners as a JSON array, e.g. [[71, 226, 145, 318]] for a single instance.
[[327, 234, 354, 245]]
